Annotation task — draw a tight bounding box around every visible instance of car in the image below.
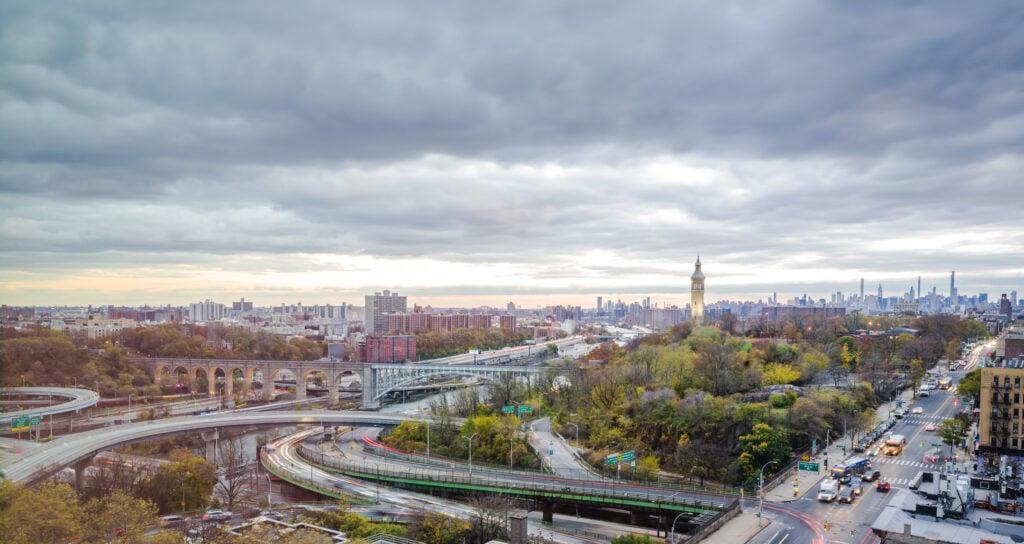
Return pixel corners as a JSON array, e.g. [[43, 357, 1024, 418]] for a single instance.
[[911, 407, 924, 414], [160, 514, 188, 528], [258, 510, 284, 520], [925, 423, 936, 431], [202, 509, 232, 522], [893, 408, 906, 418], [923, 448, 941, 464], [838, 486, 856, 503], [850, 476, 864, 495], [864, 470, 881, 482], [876, 480, 891, 492]]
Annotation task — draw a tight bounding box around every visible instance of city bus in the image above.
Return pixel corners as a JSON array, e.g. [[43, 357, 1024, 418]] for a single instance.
[[831, 457, 871, 482]]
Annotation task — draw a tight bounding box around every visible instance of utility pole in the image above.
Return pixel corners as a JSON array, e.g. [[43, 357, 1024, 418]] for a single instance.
[[758, 460, 779, 526]]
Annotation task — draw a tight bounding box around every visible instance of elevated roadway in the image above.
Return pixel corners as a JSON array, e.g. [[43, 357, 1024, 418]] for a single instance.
[[0, 410, 406, 484], [0, 387, 100, 428]]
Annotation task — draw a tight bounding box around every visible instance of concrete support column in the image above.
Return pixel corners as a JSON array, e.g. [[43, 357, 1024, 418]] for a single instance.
[[630, 511, 645, 525], [224, 372, 234, 397], [541, 501, 554, 523], [72, 456, 95, 492], [328, 375, 339, 406], [296, 373, 307, 401], [361, 366, 378, 409], [207, 369, 216, 396], [202, 430, 219, 464]]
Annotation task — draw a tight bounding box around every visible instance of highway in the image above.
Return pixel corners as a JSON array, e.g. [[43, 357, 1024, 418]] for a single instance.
[[0, 411, 409, 483], [0, 387, 100, 427]]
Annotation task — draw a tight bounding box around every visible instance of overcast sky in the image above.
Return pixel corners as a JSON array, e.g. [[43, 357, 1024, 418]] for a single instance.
[[2, 1, 1022, 310]]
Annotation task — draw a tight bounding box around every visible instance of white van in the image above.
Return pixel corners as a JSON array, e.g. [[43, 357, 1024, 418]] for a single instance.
[[919, 384, 930, 397], [818, 479, 839, 502]]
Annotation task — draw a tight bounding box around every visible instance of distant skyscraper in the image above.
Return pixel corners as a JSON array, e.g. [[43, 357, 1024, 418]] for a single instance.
[[860, 278, 864, 301], [950, 271, 956, 300], [596, 296, 603, 313], [690, 256, 705, 325], [364, 290, 407, 335], [917, 276, 921, 302]]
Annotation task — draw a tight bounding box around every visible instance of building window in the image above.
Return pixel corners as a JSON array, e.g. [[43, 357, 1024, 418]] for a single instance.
[[995, 376, 1002, 387], [1014, 423, 1019, 433], [1017, 393, 1021, 403], [1015, 438, 1020, 448], [1006, 393, 1011, 404], [1016, 408, 1021, 418], [1017, 377, 1022, 388], [994, 437, 999, 446]]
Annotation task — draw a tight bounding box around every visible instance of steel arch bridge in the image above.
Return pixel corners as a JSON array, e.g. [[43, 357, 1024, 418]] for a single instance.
[[362, 363, 545, 408]]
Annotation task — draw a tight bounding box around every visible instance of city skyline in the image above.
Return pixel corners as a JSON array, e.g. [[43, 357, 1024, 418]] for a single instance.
[[2, 3, 1022, 308]]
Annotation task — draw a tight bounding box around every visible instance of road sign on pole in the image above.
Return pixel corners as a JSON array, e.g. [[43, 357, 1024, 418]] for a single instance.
[[11, 415, 29, 431], [798, 461, 820, 473], [605, 453, 620, 466], [29, 415, 41, 426], [502, 406, 515, 414], [621, 450, 635, 462]]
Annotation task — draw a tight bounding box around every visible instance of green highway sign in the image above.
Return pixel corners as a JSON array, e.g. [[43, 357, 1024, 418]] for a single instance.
[[518, 405, 533, 413], [605, 453, 620, 466], [29, 415, 41, 426], [621, 450, 635, 462], [502, 406, 515, 414], [798, 461, 820, 473], [11, 415, 29, 431]]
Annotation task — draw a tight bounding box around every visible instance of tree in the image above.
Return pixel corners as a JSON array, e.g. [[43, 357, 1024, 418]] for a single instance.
[[467, 495, 512, 543], [215, 437, 255, 511], [407, 512, 471, 544], [141, 449, 218, 514], [957, 369, 981, 408], [735, 423, 792, 483], [937, 416, 972, 456], [1, 481, 84, 544]]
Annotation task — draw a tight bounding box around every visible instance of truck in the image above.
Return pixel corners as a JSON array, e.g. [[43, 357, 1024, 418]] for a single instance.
[[884, 434, 906, 456], [818, 479, 839, 502]]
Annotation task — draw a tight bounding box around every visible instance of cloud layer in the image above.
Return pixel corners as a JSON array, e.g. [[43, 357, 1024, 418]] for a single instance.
[[2, 1, 1023, 307]]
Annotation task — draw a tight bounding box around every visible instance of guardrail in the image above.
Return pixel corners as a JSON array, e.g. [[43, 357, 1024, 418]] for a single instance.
[[295, 443, 736, 515]]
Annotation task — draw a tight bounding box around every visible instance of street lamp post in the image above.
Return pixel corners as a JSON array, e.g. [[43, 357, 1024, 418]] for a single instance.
[[466, 433, 479, 476], [566, 422, 579, 452], [265, 473, 273, 507], [127, 394, 134, 424], [758, 460, 779, 526], [510, 435, 515, 470], [669, 511, 688, 544]]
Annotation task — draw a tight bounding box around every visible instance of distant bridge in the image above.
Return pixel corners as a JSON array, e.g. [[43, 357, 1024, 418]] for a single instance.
[[132, 358, 553, 409]]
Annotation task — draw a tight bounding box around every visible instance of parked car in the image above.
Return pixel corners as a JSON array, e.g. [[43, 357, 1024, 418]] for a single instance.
[[202, 509, 232, 522], [864, 470, 881, 482], [259, 510, 284, 520]]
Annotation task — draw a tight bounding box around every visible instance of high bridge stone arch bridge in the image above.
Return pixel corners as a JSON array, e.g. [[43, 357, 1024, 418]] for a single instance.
[[132, 358, 553, 409]]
